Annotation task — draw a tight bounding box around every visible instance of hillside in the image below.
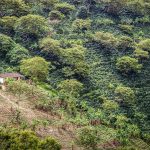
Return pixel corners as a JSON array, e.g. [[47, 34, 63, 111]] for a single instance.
[[0, 0, 150, 149]]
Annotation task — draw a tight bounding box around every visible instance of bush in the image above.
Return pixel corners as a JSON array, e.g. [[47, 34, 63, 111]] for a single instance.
[[49, 11, 65, 20], [0, 128, 61, 150], [54, 2, 75, 15], [76, 126, 100, 150], [137, 39, 150, 52], [14, 14, 49, 40], [72, 19, 91, 33], [116, 56, 142, 75], [93, 31, 118, 51], [115, 86, 135, 104], [38, 137, 61, 150], [76, 6, 89, 19], [134, 49, 149, 60]]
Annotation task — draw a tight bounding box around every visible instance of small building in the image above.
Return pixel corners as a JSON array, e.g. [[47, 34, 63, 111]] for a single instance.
[[0, 73, 24, 84]]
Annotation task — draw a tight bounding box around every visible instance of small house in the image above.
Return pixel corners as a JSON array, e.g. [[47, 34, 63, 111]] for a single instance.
[[0, 73, 24, 84]]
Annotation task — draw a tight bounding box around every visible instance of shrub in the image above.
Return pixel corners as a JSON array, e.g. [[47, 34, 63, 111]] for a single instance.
[[54, 2, 75, 15], [116, 56, 142, 74], [72, 19, 91, 33], [134, 49, 149, 60], [137, 39, 150, 52], [49, 10, 65, 20], [115, 86, 135, 104], [93, 31, 118, 50], [14, 14, 49, 40], [38, 137, 61, 150], [76, 6, 89, 19], [76, 126, 100, 150], [0, 128, 61, 150]]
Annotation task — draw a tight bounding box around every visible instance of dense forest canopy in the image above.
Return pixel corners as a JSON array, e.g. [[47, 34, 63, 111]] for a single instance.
[[0, 0, 150, 149]]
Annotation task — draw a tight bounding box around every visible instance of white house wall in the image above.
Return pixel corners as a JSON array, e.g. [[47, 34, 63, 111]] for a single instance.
[[0, 78, 4, 84]]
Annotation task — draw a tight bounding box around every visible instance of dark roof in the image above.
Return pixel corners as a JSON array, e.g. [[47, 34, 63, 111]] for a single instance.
[[0, 73, 24, 78]]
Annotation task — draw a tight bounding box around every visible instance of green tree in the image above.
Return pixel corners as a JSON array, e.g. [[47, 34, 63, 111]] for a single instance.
[[0, 0, 29, 17], [118, 36, 133, 51], [116, 56, 142, 74], [0, 16, 18, 35], [58, 79, 83, 97], [14, 14, 49, 41], [6, 44, 29, 65], [20, 57, 50, 82], [54, 2, 75, 15], [100, 0, 128, 15], [0, 34, 15, 57], [102, 100, 119, 112], [61, 45, 89, 77], [93, 31, 118, 51], [115, 86, 135, 104], [39, 37, 61, 56], [72, 19, 91, 33], [134, 49, 149, 60], [49, 11, 65, 20], [137, 39, 150, 52], [76, 126, 100, 150], [76, 6, 89, 19], [6, 79, 29, 108]]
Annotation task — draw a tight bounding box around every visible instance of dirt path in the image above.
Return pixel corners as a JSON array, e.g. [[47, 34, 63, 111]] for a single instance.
[[0, 90, 82, 150]]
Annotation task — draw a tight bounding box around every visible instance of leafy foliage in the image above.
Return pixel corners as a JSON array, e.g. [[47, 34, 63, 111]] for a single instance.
[[0, 128, 61, 150], [20, 57, 50, 82], [93, 31, 118, 51], [0, 0, 29, 17], [54, 2, 75, 15], [115, 86, 135, 104], [76, 126, 100, 150], [116, 56, 142, 75], [14, 14, 49, 41]]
